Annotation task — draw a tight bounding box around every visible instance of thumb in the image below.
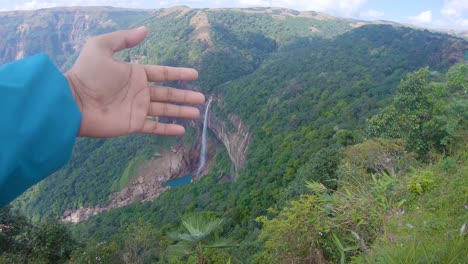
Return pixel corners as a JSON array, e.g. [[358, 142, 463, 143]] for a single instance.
[[93, 26, 148, 53]]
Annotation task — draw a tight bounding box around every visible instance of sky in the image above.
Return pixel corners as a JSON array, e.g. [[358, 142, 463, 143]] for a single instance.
[[0, 0, 467, 30]]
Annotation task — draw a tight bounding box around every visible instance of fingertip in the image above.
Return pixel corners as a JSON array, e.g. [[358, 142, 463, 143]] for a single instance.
[[183, 68, 198, 81], [174, 125, 186, 136], [191, 69, 199, 80], [136, 26, 147, 32], [194, 108, 201, 118], [196, 92, 206, 104], [134, 26, 148, 39]]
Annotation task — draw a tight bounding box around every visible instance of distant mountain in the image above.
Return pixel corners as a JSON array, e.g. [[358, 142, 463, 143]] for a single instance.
[[2, 6, 467, 262], [440, 29, 468, 39], [0, 7, 152, 68]]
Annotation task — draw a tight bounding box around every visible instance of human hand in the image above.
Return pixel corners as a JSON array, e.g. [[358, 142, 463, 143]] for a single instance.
[[65, 26, 204, 137]]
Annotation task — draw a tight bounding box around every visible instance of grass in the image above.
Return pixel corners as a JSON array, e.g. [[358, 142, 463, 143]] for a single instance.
[[352, 152, 468, 263]]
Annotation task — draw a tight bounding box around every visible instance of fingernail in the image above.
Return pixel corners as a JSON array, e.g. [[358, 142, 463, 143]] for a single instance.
[[136, 26, 147, 31]]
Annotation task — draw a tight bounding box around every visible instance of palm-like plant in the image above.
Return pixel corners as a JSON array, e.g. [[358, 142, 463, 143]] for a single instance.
[[168, 215, 237, 264]]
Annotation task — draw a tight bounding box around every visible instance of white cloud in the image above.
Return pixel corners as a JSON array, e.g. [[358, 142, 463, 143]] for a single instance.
[[10, 0, 147, 10], [441, 0, 468, 18], [360, 9, 384, 19], [437, 0, 468, 29], [14, 1, 56, 10], [409, 10, 432, 24], [238, 0, 270, 7], [270, 0, 367, 16], [441, 7, 458, 17]]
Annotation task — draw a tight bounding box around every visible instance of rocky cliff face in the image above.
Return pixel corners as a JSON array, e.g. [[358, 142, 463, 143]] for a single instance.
[[441, 37, 468, 65], [63, 144, 198, 223], [0, 7, 151, 67], [62, 97, 250, 223], [208, 98, 251, 176]]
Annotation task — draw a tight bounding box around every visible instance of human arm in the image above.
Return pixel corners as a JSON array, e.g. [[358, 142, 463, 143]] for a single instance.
[[0, 26, 204, 207], [0, 54, 81, 207]]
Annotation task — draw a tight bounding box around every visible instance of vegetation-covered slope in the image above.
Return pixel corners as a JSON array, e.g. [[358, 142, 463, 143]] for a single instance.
[[1, 6, 467, 263]]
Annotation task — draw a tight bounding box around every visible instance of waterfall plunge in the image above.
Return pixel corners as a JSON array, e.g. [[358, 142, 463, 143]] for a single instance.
[[196, 98, 212, 176]]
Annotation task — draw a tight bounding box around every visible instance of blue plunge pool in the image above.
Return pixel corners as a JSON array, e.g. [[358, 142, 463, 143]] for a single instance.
[[164, 175, 192, 187]]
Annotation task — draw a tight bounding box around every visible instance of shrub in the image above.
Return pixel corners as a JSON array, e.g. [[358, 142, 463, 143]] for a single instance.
[[407, 171, 435, 196]]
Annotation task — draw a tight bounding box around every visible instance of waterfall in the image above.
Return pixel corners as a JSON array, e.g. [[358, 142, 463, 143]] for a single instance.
[[196, 98, 212, 176]]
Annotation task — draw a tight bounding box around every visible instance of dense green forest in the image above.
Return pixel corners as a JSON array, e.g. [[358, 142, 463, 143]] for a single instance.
[[1, 6, 467, 263]]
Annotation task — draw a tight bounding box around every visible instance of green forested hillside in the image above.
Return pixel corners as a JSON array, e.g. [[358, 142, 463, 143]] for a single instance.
[[1, 6, 467, 264]]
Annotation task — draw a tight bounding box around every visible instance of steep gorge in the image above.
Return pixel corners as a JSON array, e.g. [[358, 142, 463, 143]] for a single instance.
[[63, 104, 250, 223], [6, 5, 464, 231]]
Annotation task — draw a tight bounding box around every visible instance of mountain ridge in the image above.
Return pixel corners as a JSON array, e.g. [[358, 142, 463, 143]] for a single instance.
[[2, 5, 466, 37]]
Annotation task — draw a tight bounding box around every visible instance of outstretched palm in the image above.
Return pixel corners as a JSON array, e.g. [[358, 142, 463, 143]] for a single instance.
[[66, 27, 205, 137]]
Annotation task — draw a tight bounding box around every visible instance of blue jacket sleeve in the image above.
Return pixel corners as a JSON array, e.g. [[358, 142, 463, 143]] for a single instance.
[[0, 54, 82, 208]]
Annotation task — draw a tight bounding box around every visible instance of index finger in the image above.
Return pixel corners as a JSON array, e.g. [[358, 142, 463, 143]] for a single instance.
[[144, 65, 198, 82]]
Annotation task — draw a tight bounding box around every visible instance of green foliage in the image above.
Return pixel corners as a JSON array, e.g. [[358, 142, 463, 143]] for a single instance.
[[71, 218, 169, 263], [257, 172, 399, 262], [129, 10, 205, 67], [197, 49, 256, 90], [66, 24, 465, 263], [367, 68, 437, 155], [0, 207, 77, 263], [28, 220, 77, 263], [355, 154, 468, 263], [168, 215, 237, 263], [111, 154, 146, 192], [407, 171, 435, 196], [438, 156, 458, 172], [0, 206, 30, 253], [208, 10, 352, 46], [358, 237, 468, 264], [256, 192, 330, 263], [258, 145, 467, 263], [367, 65, 468, 158], [14, 135, 175, 221], [341, 139, 414, 177], [2, 7, 467, 263], [280, 147, 343, 203], [70, 242, 120, 264], [447, 63, 468, 94]]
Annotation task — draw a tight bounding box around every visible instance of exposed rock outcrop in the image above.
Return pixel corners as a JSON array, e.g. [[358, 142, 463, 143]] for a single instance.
[[63, 145, 197, 223], [189, 11, 214, 49], [208, 98, 251, 176], [440, 37, 468, 65]]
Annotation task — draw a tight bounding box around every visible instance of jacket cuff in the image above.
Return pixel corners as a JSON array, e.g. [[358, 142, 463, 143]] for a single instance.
[[0, 54, 82, 207]]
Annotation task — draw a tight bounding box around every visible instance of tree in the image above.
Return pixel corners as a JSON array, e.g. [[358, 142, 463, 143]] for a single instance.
[[446, 63, 468, 94], [29, 219, 77, 263], [168, 215, 236, 264], [0, 206, 30, 254], [341, 139, 413, 177], [367, 68, 447, 157], [120, 219, 168, 263], [256, 191, 330, 264], [280, 147, 343, 203]]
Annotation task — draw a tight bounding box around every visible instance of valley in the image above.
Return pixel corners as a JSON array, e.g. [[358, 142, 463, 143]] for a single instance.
[[0, 5, 467, 264]]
